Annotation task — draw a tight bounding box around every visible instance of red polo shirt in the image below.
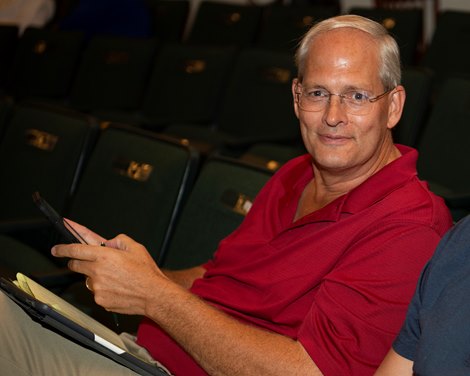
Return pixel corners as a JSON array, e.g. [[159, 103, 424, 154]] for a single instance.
[[137, 145, 452, 375]]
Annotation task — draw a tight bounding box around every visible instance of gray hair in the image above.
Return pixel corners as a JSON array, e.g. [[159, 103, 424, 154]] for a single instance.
[[295, 14, 401, 90]]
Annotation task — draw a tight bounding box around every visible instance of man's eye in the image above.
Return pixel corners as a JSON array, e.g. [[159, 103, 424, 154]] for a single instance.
[[307, 90, 326, 98], [349, 91, 368, 101]]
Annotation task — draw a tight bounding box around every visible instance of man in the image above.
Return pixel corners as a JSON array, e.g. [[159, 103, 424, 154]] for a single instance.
[[375, 215, 470, 376], [0, 15, 452, 375]]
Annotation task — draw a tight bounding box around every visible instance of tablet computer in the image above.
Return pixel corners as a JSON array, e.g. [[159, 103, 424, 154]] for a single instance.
[[32, 191, 87, 244]]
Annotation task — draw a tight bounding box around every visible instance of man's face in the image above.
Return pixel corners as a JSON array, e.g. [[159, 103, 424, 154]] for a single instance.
[[293, 28, 401, 176]]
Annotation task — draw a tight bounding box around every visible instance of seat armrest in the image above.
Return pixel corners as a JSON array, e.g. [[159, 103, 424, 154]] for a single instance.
[[0, 218, 49, 233]]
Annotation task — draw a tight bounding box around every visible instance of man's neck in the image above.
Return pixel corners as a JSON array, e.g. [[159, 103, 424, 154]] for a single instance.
[[294, 144, 401, 221]]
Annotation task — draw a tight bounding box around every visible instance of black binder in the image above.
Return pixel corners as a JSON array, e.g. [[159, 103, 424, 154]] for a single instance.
[[0, 277, 169, 376]]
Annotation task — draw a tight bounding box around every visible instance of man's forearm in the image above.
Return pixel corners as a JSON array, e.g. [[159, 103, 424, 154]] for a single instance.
[[374, 349, 413, 376], [145, 277, 323, 376], [162, 266, 206, 289]]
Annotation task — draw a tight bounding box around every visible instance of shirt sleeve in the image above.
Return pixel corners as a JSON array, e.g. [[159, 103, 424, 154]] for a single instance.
[[393, 216, 468, 361], [392, 261, 430, 361], [297, 222, 443, 375]]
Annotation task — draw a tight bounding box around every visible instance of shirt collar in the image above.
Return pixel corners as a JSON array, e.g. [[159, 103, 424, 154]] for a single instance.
[[292, 145, 418, 226], [342, 144, 417, 214]]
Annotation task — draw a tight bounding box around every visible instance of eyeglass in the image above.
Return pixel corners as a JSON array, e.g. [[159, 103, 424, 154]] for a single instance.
[[295, 83, 394, 116]]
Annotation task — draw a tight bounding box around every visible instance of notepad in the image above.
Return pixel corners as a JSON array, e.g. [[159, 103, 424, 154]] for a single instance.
[[15, 273, 127, 351]]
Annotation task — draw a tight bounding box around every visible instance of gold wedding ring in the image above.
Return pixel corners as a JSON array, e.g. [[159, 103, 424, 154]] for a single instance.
[[85, 277, 93, 292]]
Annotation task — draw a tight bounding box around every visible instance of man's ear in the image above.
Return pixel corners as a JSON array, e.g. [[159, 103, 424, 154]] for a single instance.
[[292, 78, 300, 118], [387, 85, 406, 130]]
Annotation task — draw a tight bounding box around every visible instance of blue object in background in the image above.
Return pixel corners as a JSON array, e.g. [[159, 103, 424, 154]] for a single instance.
[[59, 0, 152, 39]]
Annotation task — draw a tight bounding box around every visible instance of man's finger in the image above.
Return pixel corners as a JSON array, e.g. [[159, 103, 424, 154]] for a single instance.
[[51, 243, 100, 261], [64, 218, 106, 245]]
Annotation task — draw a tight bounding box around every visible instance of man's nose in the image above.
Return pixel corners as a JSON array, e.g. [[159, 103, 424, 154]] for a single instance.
[[323, 95, 348, 127]]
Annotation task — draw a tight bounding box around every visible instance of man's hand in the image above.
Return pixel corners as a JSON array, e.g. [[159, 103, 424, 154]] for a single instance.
[[52, 231, 166, 316]]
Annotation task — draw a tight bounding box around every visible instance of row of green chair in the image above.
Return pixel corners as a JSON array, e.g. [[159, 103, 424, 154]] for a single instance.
[[53, 1, 470, 73], [162, 2, 470, 75], [186, 4, 470, 82], [0, 10, 468, 154], [96, 1, 422, 66], [185, 2, 338, 51], [50, 0, 423, 69], [55, 1, 338, 51], [0, 103, 274, 273], [0, 33, 302, 152]]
